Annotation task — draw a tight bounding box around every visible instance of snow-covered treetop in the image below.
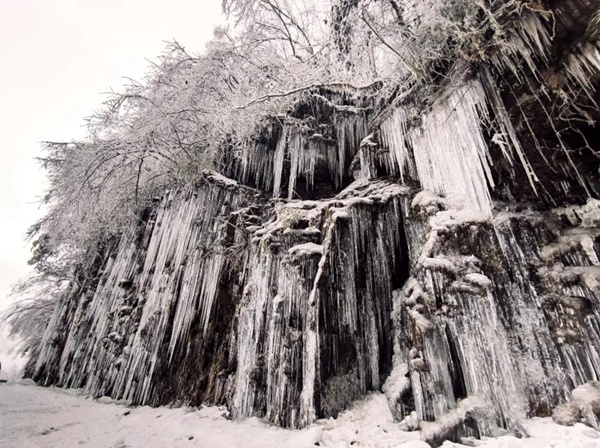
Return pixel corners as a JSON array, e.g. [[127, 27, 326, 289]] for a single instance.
[[29, 0, 565, 269]]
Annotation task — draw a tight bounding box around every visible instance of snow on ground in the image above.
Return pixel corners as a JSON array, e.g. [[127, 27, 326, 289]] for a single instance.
[[317, 393, 420, 447], [0, 382, 317, 448], [1, 382, 599, 448], [0, 383, 416, 448], [442, 418, 600, 448]]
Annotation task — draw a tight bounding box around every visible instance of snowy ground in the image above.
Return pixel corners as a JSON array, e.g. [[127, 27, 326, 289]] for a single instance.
[[0, 382, 599, 448]]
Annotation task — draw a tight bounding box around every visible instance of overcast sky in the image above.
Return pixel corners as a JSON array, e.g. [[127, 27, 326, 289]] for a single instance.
[[0, 0, 224, 374]]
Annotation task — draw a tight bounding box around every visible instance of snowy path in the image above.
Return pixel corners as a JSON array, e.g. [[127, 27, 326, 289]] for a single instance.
[[0, 383, 419, 448], [0, 383, 319, 448], [1, 382, 599, 448]]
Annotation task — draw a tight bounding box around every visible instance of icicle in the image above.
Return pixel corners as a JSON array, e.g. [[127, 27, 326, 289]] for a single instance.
[[287, 131, 305, 199], [381, 76, 496, 214], [489, 13, 551, 84], [272, 125, 288, 198], [333, 111, 368, 189], [479, 66, 539, 194], [379, 108, 415, 183], [564, 42, 600, 105], [518, 13, 551, 62], [380, 64, 547, 214], [241, 142, 267, 189]]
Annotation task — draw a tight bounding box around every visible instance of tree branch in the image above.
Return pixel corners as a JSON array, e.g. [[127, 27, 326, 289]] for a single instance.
[[236, 80, 383, 109]]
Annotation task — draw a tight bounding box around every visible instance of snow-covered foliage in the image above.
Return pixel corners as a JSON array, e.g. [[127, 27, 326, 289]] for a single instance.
[[0, 291, 58, 365]]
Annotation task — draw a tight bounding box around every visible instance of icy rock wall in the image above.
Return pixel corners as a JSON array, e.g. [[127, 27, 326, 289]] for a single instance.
[[29, 2, 600, 442], [386, 195, 600, 443], [234, 93, 370, 200], [32, 174, 413, 428], [376, 8, 600, 215], [229, 179, 411, 427], [33, 175, 261, 405]]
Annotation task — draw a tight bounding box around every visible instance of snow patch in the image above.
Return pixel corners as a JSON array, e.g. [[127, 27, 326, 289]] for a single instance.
[[288, 242, 323, 257], [382, 362, 411, 420]]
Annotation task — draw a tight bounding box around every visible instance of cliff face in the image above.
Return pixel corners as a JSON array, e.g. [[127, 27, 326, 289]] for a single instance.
[[30, 2, 600, 445]]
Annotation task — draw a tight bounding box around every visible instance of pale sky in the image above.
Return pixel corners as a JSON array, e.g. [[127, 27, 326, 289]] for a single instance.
[[0, 0, 224, 375]]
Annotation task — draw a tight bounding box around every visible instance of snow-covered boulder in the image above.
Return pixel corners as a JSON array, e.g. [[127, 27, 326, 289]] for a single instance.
[[553, 382, 600, 429], [552, 402, 581, 426]]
